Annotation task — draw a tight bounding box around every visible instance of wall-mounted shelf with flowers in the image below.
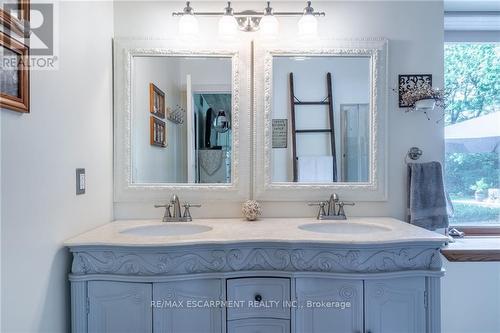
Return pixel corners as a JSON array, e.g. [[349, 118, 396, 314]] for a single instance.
[[396, 74, 445, 120]]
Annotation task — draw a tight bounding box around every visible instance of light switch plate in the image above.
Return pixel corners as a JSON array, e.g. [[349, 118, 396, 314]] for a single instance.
[[76, 168, 85, 195]]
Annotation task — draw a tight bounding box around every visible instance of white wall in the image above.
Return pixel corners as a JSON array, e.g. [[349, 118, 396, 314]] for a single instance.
[[133, 57, 186, 183], [441, 259, 500, 333], [179, 58, 232, 89], [0, 1, 114, 332]]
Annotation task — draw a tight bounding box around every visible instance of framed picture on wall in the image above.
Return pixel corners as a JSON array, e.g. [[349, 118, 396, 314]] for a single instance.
[[398, 74, 432, 108], [150, 116, 167, 147], [0, 0, 30, 38], [149, 83, 165, 119], [272, 119, 288, 148], [0, 31, 29, 113]]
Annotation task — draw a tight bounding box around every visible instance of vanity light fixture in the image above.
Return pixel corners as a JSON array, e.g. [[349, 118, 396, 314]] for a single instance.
[[298, 1, 318, 40], [259, 2, 279, 40], [178, 1, 199, 40], [218, 2, 239, 41], [172, 1, 325, 40]]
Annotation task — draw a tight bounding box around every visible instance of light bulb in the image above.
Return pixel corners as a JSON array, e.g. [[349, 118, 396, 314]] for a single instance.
[[178, 2, 199, 41], [260, 15, 279, 40], [218, 15, 238, 41], [178, 14, 199, 40], [298, 14, 317, 40]]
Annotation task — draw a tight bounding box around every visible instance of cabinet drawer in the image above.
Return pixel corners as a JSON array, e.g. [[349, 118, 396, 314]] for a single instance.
[[227, 318, 290, 333], [227, 278, 290, 320]]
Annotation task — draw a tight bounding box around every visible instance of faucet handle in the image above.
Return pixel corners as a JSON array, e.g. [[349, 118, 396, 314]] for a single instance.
[[308, 202, 327, 220], [154, 203, 169, 208], [182, 203, 202, 221], [337, 201, 355, 217], [154, 203, 172, 220], [184, 203, 202, 208], [307, 202, 325, 206]]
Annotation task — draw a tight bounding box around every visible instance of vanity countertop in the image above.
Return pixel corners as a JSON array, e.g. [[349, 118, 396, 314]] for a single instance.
[[64, 217, 448, 248]]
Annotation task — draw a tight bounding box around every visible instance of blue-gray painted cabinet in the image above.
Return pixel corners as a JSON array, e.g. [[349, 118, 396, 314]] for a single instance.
[[295, 278, 363, 333], [153, 279, 223, 333], [364, 277, 426, 333], [68, 242, 444, 332], [88, 281, 152, 333]]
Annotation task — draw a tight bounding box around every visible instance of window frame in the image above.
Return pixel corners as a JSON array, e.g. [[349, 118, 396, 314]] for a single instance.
[[443, 36, 499, 235]]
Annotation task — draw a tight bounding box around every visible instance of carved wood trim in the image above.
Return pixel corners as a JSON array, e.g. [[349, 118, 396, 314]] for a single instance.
[[71, 245, 443, 276]]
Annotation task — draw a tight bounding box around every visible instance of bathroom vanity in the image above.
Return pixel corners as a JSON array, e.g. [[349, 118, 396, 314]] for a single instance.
[[91, 36, 451, 333], [66, 218, 447, 333]]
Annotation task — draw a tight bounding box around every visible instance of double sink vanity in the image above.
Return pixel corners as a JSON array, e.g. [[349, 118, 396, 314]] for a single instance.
[[65, 35, 448, 332], [66, 215, 447, 333]]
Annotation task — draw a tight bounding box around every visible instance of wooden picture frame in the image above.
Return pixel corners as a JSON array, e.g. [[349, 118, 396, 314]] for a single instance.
[[0, 1, 30, 38], [0, 31, 29, 113], [150, 116, 166, 147], [2, 1, 29, 21], [149, 83, 165, 119]]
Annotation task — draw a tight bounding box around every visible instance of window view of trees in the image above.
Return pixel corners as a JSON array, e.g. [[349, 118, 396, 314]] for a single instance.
[[444, 43, 499, 225]]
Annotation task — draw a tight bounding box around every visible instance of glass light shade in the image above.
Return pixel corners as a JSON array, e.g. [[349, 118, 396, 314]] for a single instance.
[[259, 15, 279, 39], [178, 14, 199, 40], [218, 15, 238, 41], [298, 14, 318, 39]]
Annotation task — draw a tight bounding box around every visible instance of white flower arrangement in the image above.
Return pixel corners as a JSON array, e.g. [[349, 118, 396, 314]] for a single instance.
[[400, 84, 445, 112]]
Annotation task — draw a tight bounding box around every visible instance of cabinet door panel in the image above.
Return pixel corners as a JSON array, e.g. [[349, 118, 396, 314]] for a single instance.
[[88, 281, 152, 333], [228, 318, 290, 333], [364, 277, 425, 333], [153, 279, 223, 333], [295, 278, 363, 333]]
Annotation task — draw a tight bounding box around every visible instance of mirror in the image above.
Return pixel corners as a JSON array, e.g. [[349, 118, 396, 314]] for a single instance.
[[131, 56, 233, 184], [114, 39, 250, 203], [271, 56, 370, 183], [253, 39, 388, 201]]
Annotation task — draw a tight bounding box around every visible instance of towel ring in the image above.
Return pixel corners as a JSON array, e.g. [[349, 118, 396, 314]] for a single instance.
[[405, 147, 423, 164]]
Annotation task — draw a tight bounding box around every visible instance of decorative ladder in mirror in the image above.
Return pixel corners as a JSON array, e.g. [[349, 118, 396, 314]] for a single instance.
[[289, 72, 337, 182]]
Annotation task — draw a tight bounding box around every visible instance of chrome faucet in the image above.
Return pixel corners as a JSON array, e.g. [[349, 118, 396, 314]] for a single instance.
[[154, 194, 201, 222], [308, 193, 355, 220], [170, 194, 182, 219]]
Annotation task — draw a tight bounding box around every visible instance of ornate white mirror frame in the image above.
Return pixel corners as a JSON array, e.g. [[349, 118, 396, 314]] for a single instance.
[[253, 39, 388, 201], [113, 39, 251, 203]]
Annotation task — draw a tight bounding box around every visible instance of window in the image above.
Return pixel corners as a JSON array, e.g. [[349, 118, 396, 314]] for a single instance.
[[444, 43, 500, 227]]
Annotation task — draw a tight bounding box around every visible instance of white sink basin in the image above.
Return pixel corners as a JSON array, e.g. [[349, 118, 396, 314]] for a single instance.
[[299, 222, 391, 234], [120, 224, 212, 237]]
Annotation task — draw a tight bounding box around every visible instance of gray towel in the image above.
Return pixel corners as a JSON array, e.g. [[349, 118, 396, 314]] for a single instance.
[[407, 161, 449, 230]]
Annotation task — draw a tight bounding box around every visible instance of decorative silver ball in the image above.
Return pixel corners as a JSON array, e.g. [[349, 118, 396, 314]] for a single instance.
[[242, 200, 262, 221]]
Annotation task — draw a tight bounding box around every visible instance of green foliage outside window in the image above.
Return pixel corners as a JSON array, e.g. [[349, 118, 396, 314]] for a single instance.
[[444, 44, 499, 126], [444, 43, 499, 225], [445, 153, 498, 197]]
